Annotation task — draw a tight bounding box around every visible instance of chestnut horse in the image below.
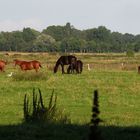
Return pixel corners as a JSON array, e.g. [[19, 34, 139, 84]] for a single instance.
[[54, 55, 77, 74], [14, 59, 26, 66], [0, 60, 7, 72], [67, 60, 83, 74], [14, 59, 42, 72]]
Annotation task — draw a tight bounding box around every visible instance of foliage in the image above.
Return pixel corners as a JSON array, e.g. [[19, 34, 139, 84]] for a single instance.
[[126, 50, 135, 57], [0, 23, 140, 52], [60, 37, 84, 52], [24, 88, 71, 124], [88, 90, 102, 140], [32, 34, 56, 52]]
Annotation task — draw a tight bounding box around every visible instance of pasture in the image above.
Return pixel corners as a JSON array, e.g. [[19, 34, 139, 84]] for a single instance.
[[0, 52, 140, 140]]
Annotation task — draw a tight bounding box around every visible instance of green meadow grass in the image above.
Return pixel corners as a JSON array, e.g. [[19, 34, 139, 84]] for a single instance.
[[0, 52, 140, 139]]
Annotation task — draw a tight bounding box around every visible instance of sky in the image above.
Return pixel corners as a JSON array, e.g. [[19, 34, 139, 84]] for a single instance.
[[0, 0, 139, 35]]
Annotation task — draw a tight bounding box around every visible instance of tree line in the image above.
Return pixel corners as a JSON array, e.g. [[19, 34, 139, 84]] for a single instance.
[[0, 22, 140, 53]]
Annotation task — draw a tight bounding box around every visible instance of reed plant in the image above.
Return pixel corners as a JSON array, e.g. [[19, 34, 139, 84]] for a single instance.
[[88, 90, 103, 140], [23, 88, 71, 124]]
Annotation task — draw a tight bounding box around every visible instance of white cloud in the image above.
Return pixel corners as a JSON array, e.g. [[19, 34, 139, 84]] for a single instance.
[[0, 19, 45, 32]]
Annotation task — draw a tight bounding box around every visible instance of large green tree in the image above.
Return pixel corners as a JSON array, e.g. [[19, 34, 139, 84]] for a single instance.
[[32, 34, 56, 52], [0, 23, 140, 53]]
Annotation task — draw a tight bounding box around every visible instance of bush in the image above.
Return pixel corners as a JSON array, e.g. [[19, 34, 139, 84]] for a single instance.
[[126, 50, 135, 57], [23, 88, 71, 124]]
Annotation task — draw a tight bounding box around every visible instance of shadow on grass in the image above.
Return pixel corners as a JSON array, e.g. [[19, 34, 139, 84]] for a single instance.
[[0, 123, 139, 140], [0, 123, 88, 140], [101, 125, 140, 140]]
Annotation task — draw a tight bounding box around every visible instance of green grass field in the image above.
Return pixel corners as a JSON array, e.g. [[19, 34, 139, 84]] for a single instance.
[[0, 52, 140, 140]]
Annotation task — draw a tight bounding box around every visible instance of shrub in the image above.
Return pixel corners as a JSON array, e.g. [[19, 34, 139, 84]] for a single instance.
[[23, 88, 71, 124], [126, 50, 135, 57]]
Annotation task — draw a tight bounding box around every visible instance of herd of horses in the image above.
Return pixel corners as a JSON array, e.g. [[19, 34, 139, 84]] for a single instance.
[[0, 55, 83, 74]]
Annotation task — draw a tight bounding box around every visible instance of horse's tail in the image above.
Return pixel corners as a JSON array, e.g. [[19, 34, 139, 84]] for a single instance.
[[76, 60, 83, 74]]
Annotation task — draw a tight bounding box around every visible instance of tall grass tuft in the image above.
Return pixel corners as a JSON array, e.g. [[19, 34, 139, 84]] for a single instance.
[[12, 72, 48, 81], [23, 88, 71, 124], [88, 90, 103, 140]]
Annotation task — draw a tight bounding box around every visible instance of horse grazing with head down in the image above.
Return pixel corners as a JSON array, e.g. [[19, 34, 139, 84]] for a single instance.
[[0, 60, 7, 72], [14, 59, 42, 72], [54, 55, 77, 74], [67, 60, 83, 74]]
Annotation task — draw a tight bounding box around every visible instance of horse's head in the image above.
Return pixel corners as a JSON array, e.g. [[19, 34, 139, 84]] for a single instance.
[[53, 58, 61, 73], [13, 59, 23, 66], [54, 65, 57, 73]]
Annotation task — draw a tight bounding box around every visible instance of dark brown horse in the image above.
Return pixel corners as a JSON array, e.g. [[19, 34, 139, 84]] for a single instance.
[[54, 55, 77, 74], [67, 60, 83, 74], [14, 59, 42, 72], [0, 60, 7, 72]]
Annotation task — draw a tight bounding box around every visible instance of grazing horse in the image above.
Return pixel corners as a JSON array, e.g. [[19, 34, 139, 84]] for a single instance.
[[0, 60, 7, 72], [54, 55, 77, 74], [67, 60, 83, 74], [14, 59, 42, 72]]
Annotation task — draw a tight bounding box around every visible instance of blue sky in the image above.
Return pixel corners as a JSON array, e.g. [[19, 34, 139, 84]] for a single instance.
[[0, 0, 139, 34]]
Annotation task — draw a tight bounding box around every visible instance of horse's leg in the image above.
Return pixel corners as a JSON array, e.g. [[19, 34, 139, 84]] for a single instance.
[[35, 68, 38, 72], [61, 64, 65, 74], [68, 64, 72, 74], [21, 66, 26, 72], [72, 64, 75, 74], [67, 65, 72, 74], [2, 67, 5, 72], [75, 65, 79, 74]]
